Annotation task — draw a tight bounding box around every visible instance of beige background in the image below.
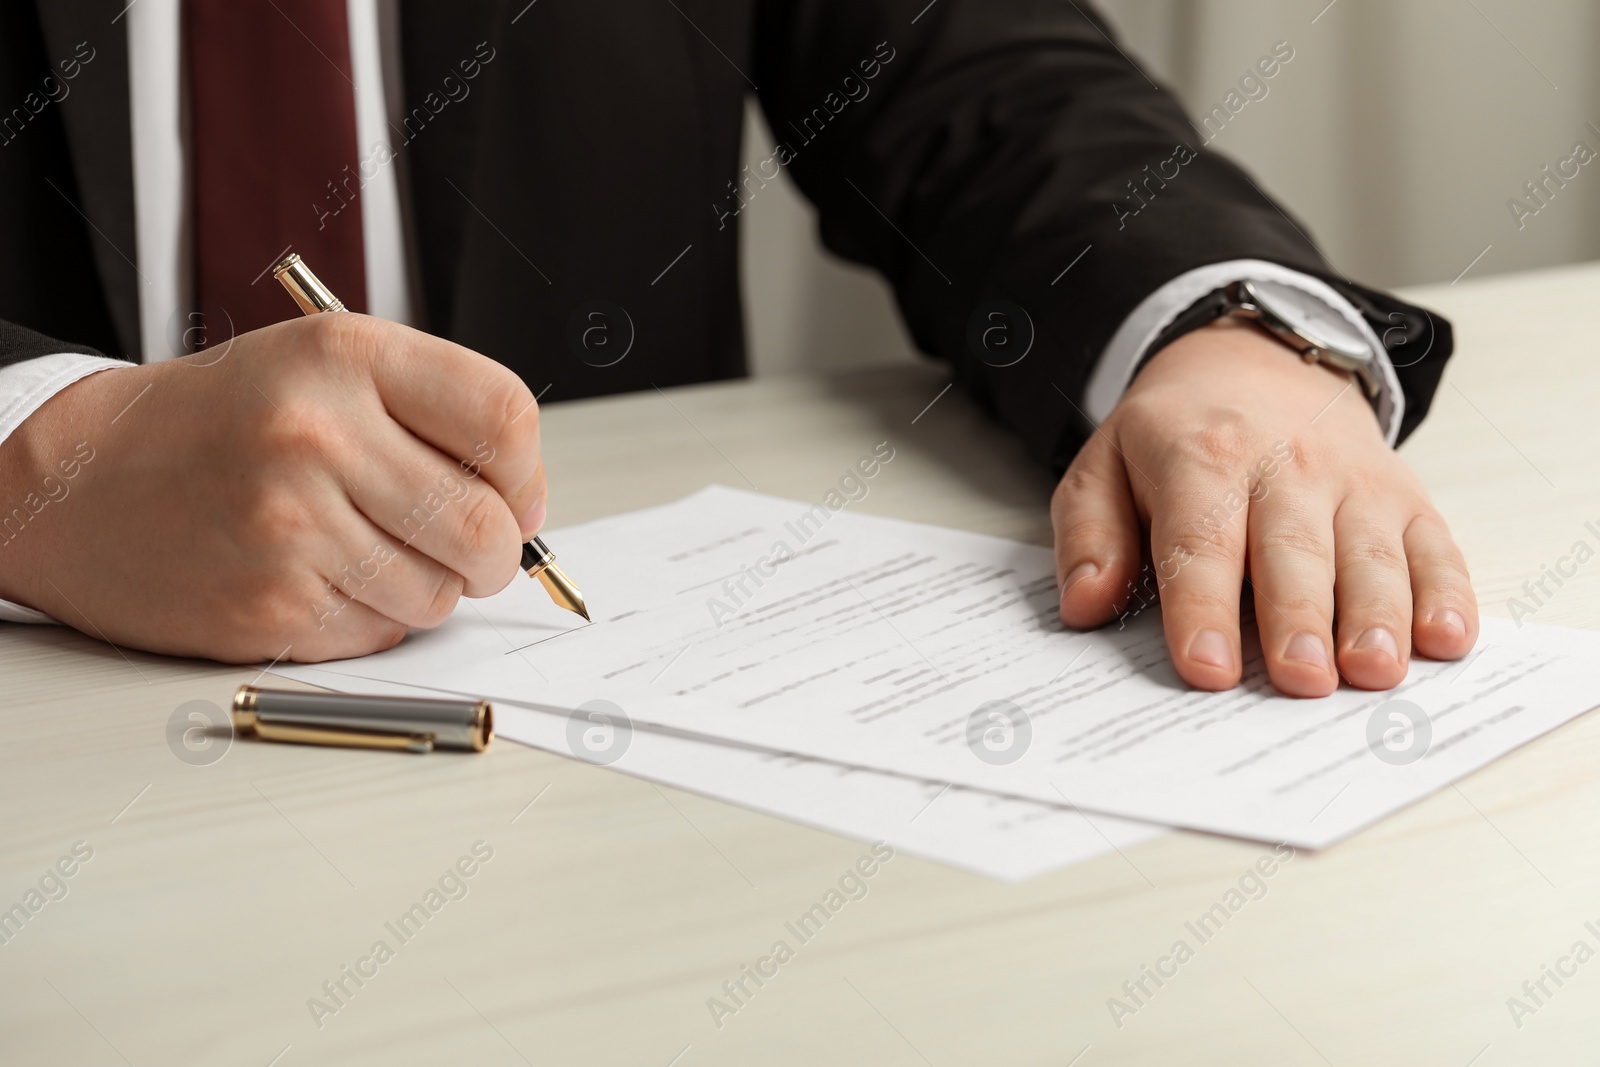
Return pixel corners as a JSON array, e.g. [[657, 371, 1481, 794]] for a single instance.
[[740, 0, 1600, 377]]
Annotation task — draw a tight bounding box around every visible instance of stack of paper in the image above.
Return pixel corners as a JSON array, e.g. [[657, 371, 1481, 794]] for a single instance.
[[276, 487, 1600, 878]]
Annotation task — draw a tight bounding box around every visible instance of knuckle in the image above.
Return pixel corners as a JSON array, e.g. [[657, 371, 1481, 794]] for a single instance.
[[238, 485, 318, 554], [1254, 524, 1332, 563], [415, 570, 463, 629], [374, 620, 409, 652], [1265, 592, 1329, 622], [1172, 493, 1249, 549], [1426, 554, 1474, 588], [1178, 413, 1254, 472], [253, 389, 342, 462], [1404, 512, 1470, 569], [250, 395, 309, 454], [1341, 468, 1386, 498], [1344, 595, 1411, 629], [1055, 515, 1124, 550], [480, 367, 537, 457], [1340, 532, 1408, 572], [1052, 471, 1104, 518], [289, 402, 346, 457], [448, 490, 510, 562], [1053, 464, 1095, 504], [1271, 436, 1311, 476], [247, 573, 334, 648], [1164, 523, 1239, 564], [1164, 584, 1236, 615]]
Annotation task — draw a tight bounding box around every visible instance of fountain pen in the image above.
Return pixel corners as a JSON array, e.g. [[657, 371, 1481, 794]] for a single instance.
[[272, 253, 590, 621]]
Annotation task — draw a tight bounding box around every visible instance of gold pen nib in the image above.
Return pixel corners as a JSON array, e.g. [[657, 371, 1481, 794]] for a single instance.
[[521, 537, 589, 621], [534, 563, 590, 622]]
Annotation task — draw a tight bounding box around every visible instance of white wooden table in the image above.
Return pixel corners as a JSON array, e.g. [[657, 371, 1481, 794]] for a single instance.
[[3, 263, 1599, 1065]]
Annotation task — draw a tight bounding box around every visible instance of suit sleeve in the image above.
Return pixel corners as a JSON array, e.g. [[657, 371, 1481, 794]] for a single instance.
[[0, 319, 105, 367], [752, 0, 1452, 467]]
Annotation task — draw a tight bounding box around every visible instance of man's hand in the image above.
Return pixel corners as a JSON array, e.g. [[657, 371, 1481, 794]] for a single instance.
[[1053, 318, 1478, 697], [0, 314, 545, 663]]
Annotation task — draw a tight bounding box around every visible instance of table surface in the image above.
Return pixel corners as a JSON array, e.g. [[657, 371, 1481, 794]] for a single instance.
[[4, 262, 1600, 1066]]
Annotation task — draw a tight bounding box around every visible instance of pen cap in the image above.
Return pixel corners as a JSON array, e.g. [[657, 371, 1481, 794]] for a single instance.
[[272, 253, 346, 315], [233, 686, 491, 751]]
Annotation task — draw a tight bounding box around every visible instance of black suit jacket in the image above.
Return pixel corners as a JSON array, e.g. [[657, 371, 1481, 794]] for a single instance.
[[0, 0, 1450, 467]]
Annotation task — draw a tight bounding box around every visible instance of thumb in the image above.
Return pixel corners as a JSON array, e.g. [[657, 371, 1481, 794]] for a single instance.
[[1052, 431, 1146, 629], [509, 457, 547, 541]]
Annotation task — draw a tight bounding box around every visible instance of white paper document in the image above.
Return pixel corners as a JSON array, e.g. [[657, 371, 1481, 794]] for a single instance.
[[287, 486, 1600, 849], [283, 667, 1168, 883]]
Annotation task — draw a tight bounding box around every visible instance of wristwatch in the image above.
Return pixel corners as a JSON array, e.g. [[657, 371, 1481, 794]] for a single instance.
[[1142, 278, 1381, 398]]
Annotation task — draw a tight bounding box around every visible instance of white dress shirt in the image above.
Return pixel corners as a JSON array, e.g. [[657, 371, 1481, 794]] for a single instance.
[[0, 5, 1397, 624]]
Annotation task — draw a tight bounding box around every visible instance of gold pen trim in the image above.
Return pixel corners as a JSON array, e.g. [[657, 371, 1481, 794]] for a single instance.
[[521, 537, 590, 621], [469, 700, 492, 751], [254, 720, 435, 753], [272, 253, 346, 314]]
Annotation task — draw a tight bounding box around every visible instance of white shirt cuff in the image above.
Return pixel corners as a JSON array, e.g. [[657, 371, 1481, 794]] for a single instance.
[[0, 353, 134, 625], [1083, 259, 1404, 447]]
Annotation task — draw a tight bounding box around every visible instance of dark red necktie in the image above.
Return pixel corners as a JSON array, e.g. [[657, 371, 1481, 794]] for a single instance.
[[185, 0, 368, 339]]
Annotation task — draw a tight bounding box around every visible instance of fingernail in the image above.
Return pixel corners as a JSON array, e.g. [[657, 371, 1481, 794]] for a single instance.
[[1353, 627, 1398, 660], [1436, 608, 1467, 639], [519, 493, 547, 538], [1285, 632, 1329, 668], [1187, 628, 1233, 670], [1060, 562, 1098, 601]]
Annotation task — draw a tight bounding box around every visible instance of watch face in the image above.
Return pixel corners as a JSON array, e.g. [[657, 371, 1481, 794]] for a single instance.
[[1248, 279, 1370, 362]]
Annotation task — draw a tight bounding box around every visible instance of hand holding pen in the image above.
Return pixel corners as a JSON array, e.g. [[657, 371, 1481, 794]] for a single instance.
[[274, 253, 588, 621], [1, 274, 559, 660]]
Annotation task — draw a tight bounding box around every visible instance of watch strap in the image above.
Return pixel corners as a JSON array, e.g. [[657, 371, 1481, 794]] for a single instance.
[[1136, 284, 1240, 376]]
